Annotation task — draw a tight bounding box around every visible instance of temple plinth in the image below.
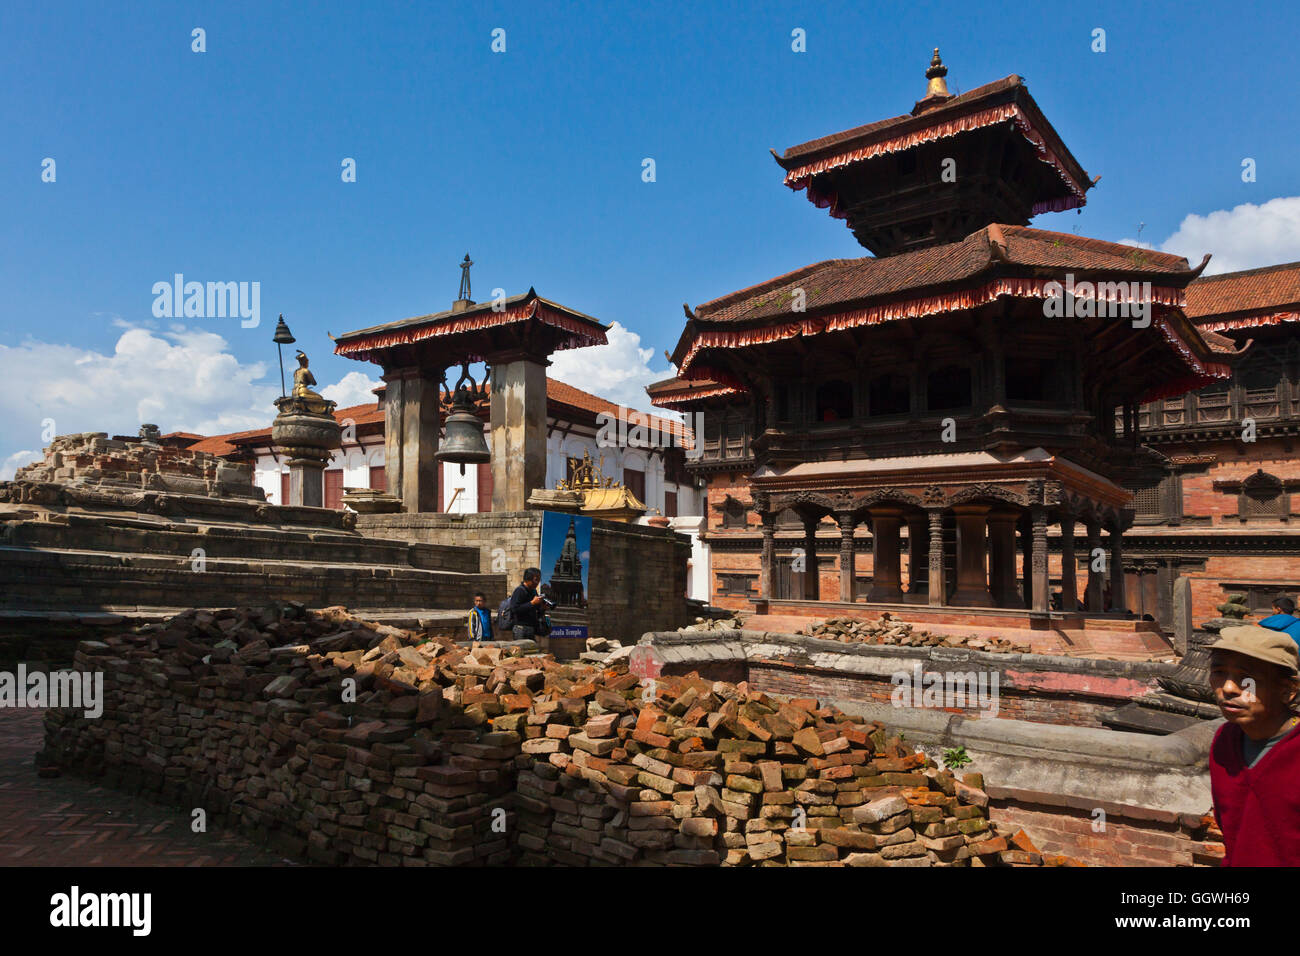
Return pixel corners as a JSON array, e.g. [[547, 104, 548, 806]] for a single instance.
[[334, 276, 608, 513]]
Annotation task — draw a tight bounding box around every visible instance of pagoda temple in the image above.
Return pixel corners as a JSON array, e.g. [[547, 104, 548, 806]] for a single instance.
[[651, 51, 1238, 641]]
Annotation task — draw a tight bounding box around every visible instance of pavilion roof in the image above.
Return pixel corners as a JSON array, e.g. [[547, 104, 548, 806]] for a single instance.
[[332, 289, 609, 364], [1185, 261, 1300, 332], [774, 74, 1093, 219], [669, 224, 1228, 402]]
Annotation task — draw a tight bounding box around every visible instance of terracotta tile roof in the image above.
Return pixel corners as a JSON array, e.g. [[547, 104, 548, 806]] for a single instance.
[[646, 375, 740, 409], [779, 76, 1024, 161], [689, 225, 1192, 328], [1185, 261, 1300, 321], [186, 381, 689, 458], [187, 403, 385, 457]]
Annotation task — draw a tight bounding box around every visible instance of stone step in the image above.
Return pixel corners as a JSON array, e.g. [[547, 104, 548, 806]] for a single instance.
[[4, 513, 479, 573], [0, 545, 506, 614]]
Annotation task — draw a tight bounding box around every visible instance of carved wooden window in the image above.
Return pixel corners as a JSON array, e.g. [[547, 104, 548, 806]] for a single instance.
[[775, 507, 802, 530], [815, 380, 854, 422], [1133, 483, 1161, 518], [717, 573, 757, 597], [927, 365, 972, 412], [1241, 471, 1287, 518], [1196, 380, 1232, 424], [724, 418, 748, 458], [868, 372, 910, 416], [1005, 358, 1047, 403], [1242, 365, 1282, 421], [721, 497, 748, 529], [701, 417, 721, 458]]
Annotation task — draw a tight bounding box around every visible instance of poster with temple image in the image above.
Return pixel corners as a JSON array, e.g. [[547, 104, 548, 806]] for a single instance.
[[539, 511, 591, 641]]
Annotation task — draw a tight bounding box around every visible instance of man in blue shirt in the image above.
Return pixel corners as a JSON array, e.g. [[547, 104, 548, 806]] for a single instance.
[[1259, 595, 1300, 646]]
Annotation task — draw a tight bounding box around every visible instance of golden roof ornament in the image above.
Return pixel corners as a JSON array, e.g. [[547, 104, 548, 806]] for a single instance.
[[913, 47, 954, 115]]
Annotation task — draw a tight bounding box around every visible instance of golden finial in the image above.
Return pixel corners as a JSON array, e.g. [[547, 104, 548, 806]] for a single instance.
[[925, 48, 950, 100]]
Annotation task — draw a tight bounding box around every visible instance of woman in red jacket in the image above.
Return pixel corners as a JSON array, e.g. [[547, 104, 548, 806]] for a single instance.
[[1208, 624, 1300, 866]]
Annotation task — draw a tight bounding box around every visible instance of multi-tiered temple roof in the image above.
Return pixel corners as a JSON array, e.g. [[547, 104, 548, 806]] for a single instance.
[[772, 50, 1094, 256]]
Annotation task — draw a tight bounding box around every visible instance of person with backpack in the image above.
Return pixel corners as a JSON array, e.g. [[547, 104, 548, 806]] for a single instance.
[[500, 568, 544, 641], [467, 591, 493, 642]]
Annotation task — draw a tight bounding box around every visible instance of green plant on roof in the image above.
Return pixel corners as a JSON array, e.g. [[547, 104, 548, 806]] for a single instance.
[[942, 746, 972, 771]]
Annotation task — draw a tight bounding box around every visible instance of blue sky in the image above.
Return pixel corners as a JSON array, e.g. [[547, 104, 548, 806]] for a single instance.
[[2, 0, 1298, 475]]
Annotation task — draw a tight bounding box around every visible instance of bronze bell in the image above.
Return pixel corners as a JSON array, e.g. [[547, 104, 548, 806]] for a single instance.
[[435, 364, 491, 474]]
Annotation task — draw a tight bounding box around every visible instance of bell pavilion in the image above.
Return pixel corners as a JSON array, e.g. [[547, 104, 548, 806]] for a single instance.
[[652, 51, 1237, 641]]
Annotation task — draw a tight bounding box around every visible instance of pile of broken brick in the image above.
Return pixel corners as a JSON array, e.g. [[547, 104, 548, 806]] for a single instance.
[[42, 603, 1072, 867], [804, 614, 1031, 654]]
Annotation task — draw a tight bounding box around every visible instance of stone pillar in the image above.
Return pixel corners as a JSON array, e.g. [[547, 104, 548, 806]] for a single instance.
[[986, 510, 1021, 608], [489, 353, 549, 512], [1085, 520, 1104, 612], [1172, 575, 1193, 655], [1059, 513, 1078, 611], [759, 514, 776, 600], [906, 514, 930, 603], [802, 516, 819, 601], [950, 504, 993, 607], [866, 507, 905, 603], [837, 511, 856, 603], [927, 509, 946, 607], [382, 367, 442, 513], [1108, 522, 1126, 613], [287, 458, 326, 507], [1031, 506, 1050, 612]]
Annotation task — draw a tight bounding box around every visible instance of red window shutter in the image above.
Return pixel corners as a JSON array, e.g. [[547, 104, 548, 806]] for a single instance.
[[324, 470, 344, 510], [476, 462, 493, 512], [624, 468, 646, 503], [368, 465, 386, 491], [280, 472, 290, 505]]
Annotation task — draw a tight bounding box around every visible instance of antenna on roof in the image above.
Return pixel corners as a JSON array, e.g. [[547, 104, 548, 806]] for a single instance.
[[1136, 222, 1146, 243]]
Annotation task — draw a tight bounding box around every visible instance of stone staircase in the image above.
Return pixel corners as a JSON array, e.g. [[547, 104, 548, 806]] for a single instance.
[[0, 504, 505, 666]]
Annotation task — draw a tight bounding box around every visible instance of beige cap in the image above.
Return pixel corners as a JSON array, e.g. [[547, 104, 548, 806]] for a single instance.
[[1211, 625, 1300, 675]]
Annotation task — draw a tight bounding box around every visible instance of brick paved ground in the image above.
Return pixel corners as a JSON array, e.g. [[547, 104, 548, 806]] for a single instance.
[[0, 710, 288, 866]]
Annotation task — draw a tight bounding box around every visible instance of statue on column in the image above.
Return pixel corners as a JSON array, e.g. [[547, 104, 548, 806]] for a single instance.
[[290, 350, 334, 414]]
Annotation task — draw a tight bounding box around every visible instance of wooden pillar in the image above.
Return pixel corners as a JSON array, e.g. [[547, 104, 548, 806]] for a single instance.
[[1108, 521, 1126, 613], [927, 509, 946, 607], [382, 366, 442, 513], [802, 516, 819, 601], [906, 514, 930, 603], [1059, 513, 1078, 611], [866, 507, 905, 603], [759, 514, 776, 600], [1031, 506, 1050, 612], [837, 511, 856, 603], [986, 510, 1021, 608], [950, 504, 993, 607], [1085, 519, 1104, 612], [1019, 517, 1032, 608]]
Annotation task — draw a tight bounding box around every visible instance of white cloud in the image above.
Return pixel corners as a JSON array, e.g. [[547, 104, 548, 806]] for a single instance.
[[1120, 196, 1300, 275], [0, 324, 277, 473], [321, 371, 382, 408], [546, 321, 673, 414], [1, 449, 38, 481]]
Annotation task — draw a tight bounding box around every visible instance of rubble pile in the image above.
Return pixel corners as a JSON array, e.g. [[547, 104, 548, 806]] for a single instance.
[[677, 612, 745, 634], [804, 615, 1031, 654], [43, 604, 1068, 867]]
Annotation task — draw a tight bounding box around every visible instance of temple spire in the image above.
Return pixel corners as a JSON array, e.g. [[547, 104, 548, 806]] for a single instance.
[[913, 47, 953, 114]]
